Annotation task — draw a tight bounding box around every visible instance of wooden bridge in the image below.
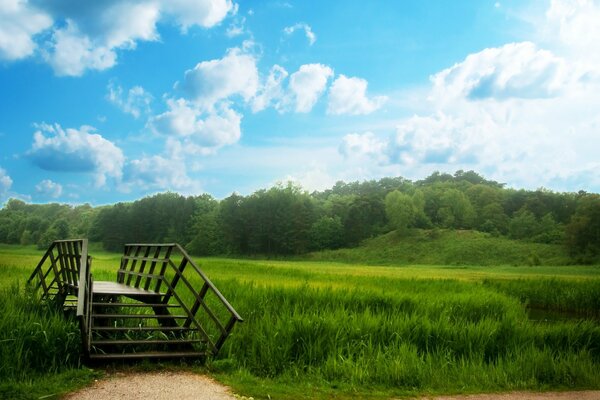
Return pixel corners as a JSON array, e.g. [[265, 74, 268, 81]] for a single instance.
[[27, 239, 243, 361]]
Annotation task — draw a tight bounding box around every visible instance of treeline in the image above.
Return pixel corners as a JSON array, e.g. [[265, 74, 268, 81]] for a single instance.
[[0, 170, 599, 262]]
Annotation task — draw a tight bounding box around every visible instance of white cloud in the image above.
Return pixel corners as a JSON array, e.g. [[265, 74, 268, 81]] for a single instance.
[[43, 21, 117, 77], [123, 153, 200, 193], [2, 1, 234, 75], [107, 82, 153, 118], [35, 179, 62, 198], [178, 47, 259, 111], [339, 132, 388, 161], [226, 16, 246, 37], [430, 42, 570, 102], [328, 75, 387, 115], [251, 65, 289, 112], [288, 63, 333, 112], [284, 165, 336, 192], [283, 23, 316, 46], [28, 123, 124, 186], [0, 167, 12, 199], [162, 0, 235, 31], [149, 99, 241, 154], [544, 0, 600, 64], [0, 0, 52, 60], [333, 1, 600, 193]]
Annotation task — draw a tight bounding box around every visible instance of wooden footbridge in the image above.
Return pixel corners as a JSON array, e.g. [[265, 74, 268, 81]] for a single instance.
[[27, 239, 242, 361]]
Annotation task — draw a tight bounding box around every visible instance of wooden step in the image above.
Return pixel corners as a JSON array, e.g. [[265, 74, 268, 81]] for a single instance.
[[91, 339, 203, 346], [92, 314, 187, 319], [92, 302, 179, 308], [91, 326, 193, 332], [88, 351, 206, 360]]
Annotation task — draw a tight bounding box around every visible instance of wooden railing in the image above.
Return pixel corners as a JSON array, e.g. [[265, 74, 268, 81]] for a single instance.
[[29, 240, 241, 359], [27, 239, 92, 356], [27, 239, 88, 302], [118, 243, 243, 355]]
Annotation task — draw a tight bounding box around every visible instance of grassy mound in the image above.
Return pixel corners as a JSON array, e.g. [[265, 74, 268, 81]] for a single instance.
[[306, 229, 571, 266]]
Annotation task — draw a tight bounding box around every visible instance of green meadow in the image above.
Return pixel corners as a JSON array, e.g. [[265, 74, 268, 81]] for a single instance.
[[1, 243, 599, 399]]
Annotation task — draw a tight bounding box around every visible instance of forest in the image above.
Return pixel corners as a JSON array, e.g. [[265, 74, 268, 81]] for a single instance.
[[0, 170, 598, 263]]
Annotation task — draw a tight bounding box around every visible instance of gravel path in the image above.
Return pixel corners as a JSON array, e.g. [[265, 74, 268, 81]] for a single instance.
[[63, 371, 237, 400], [64, 371, 600, 400]]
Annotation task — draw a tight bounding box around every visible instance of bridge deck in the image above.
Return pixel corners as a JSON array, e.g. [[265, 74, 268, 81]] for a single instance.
[[93, 281, 164, 297]]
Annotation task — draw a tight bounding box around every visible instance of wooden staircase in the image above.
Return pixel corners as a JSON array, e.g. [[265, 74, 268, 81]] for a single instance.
[[28, 240, 243, 361]]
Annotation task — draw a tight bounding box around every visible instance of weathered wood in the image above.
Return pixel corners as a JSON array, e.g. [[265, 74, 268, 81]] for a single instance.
[[30, 239, 242, 362], [93, 281, 164, 297]]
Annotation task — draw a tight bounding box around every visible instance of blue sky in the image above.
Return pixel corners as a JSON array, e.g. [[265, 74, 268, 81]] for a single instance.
[[1, 0, 599, 204]]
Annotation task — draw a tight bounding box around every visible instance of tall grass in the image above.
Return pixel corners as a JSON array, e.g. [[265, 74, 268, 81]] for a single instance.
[[484, 278, 600, 317], [0, 284, 99, 400], [210, 279, 600, 397], [0, 244, 598, 399]]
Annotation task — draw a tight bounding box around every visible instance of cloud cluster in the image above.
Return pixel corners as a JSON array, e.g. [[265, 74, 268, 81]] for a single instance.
[[35, 179, 62, 198], [28, 124, 124, 186], [0, 0, 236, 75], [123, 153, 200, 193], [339, 0, 600, 192], [328, 75, 387, 115], [149, 99, 242, 155], [0, 0, 52, 60], [431, 42, 569, 102], [107, 82, 153, 118], [178, 47, 259, 111]]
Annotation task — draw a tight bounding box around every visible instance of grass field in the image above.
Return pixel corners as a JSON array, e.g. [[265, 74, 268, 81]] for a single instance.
[[306, 229, 572, 266], [0, 243, 599, 399]]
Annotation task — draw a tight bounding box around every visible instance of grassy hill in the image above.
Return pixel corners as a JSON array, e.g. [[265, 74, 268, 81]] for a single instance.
[[306, 229, 572, 266]]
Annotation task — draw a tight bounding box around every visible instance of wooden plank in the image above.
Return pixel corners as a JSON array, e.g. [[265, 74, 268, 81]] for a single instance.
[[92, 302, 179, 308], [93, 281, 163, 297], [88, 351, 206, 360]]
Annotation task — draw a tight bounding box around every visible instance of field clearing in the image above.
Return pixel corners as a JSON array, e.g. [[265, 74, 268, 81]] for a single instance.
[[1, 244, 599, 399]]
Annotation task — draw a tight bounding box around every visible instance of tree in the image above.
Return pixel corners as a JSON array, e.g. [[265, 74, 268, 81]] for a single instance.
[[566, 194, 600, 260], [437, 189, 475, 229], [508, 209, 538, 240], [309, 216, 344, 250], [385, 190, 415, 234]]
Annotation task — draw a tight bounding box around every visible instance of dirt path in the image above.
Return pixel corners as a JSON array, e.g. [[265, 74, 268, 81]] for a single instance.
[[64, 371, 600, 400], [63, 371, 237, 400]]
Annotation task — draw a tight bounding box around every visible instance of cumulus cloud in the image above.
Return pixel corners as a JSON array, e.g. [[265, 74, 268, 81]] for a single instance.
[[35, 179, 62, 198], [178, 47, 259, 111], [334, 0, 600, 192], [288, 63, 333, 112], [162, 0, 235, 31], [123, 153, 200, 193], [430, 42, 570, 102], [251, 65, 289, 112], [0, 0, 52, 60], [43, 21, 117, 76], [149, 99, 242, 155], [5, 1, 235, 75], [339, 132, 388, 162], [107, 82, 153, 118], [283, 23, 316, 45], [328, 75, 387, 115], [0, 167, 12, 199], [28, 123, 124, 186], [544, 0, 600, 63]]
